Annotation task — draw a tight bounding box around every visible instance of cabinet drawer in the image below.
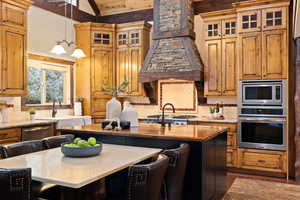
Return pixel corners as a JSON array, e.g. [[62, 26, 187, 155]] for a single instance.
[[227, 132, 237, 149], [238, 148, 287, 173], [227, 149, 237, 168], [2, 2, 27, 28], [0, 128, 21, 140]]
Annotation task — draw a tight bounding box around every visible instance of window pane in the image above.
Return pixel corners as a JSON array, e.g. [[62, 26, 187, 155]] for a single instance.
[[27, 67, 42, 104], [45, 69, 64, 103]]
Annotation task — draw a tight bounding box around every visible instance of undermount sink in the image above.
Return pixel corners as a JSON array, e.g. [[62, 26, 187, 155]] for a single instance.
[[37, 116, 92, 129]]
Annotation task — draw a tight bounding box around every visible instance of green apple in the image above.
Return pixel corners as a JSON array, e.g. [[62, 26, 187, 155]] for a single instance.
[[77, 140, 89, 148], [88, 137, 97, 146], [73, 137, 81, 145]]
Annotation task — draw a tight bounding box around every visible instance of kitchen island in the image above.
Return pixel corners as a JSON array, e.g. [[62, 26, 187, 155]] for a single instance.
[[59, 123, 228, 200]]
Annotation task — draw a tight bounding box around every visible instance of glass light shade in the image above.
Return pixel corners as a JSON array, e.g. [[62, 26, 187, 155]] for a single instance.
[[71, 48, 86, 58], [51, 44, 66, 55]]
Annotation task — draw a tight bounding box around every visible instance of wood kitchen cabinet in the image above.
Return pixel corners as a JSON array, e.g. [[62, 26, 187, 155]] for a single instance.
[[116, 22, 151, 97], [75, 23, 115, 119], [75, 22, 151, 119], [202, 11, 237, 97], [235, 0, 289, 80], [237, 148, 287, 173], [0, 128, 21, 145], [0, 0, 31, 96]]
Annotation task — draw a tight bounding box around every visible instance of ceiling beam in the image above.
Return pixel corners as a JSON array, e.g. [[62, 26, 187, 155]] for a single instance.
[[32, 0, 97, 22], [96, 0, 247, 24], [87, 0, 101, 16]]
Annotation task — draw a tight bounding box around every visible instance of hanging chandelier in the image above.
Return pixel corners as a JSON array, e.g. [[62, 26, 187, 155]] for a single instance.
[[50, 0, 86, 58]]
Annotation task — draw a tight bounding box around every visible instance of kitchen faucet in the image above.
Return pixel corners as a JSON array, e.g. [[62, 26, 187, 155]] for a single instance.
[[52, 99, 62, 118], [161, 103, 175, 127]]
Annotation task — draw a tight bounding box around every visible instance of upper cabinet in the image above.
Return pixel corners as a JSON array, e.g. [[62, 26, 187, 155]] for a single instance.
[[235, 0, 289, 80], [116, 22, 151, 97], [238, 10, 261, 33], [0, 0, 31, 97], [201, 10, 237, 97], [75, 22, 151, 119]]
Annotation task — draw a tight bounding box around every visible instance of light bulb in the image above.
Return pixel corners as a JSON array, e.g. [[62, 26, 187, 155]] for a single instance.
[[51, 43, 66, 55], [71, 48, 86, 58]]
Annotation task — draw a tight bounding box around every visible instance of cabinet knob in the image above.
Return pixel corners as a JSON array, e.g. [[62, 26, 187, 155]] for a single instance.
[[257, 160, 266, 163]]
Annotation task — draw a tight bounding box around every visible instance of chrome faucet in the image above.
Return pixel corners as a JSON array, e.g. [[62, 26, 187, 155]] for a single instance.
[[161, 103, 175, 127], [52, 99, 62, 118]]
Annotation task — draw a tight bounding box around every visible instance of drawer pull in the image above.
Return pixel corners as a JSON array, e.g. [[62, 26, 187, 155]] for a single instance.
[[0, 133, 8, 137], [257, 160, 266, 163]]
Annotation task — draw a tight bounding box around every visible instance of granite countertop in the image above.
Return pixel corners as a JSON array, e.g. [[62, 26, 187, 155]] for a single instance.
[[0, 120, 56, 130], [59, 123, 228, 142]]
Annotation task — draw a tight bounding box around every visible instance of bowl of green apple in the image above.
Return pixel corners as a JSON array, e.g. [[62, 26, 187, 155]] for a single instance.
[[61, 137, 102, 157]]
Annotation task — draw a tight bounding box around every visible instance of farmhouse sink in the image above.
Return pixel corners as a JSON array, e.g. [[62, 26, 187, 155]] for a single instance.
[[37, 116, 92, 129]]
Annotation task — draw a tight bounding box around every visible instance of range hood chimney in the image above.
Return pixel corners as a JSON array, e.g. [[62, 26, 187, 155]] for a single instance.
[[139, 0, 204, 83]]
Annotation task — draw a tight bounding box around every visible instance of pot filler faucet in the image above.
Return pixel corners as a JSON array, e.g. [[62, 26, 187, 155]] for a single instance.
[[161, 103, 175, 127]]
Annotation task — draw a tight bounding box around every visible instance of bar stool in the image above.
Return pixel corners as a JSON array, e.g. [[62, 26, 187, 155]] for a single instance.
[[0, 140, 60, 200], [161, 143, 190, 200], [42, 134, 74, 149], [106, 154, 169, 200]]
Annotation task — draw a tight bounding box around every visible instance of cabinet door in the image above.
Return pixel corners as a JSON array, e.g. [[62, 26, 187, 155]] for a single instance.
[[262, 30, 287, 79], [91, 48, 114, 93], [222, 18, 237, 38], [262, 7, 286, 31], [204, 20, 222, 40], [205, 40, 222, 96], [2, 2, 27, 29], [222, 38, 237, 96], [129, 30, 141, 47], [128, 47, 144, 96], [238, 10, 261, 33], [116, 48, 128, 91], [239, 32, 262, 80], [92, 32, 113, 47], [2, 27, 27, 96], [91, 48, 114, 117], [117, 32, 129, 48]]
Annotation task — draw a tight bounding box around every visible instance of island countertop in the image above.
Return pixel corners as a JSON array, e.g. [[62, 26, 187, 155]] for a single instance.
[[58, 123, 228, 142]]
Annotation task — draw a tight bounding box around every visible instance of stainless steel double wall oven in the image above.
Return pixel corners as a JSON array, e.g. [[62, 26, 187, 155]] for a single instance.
[[238, 80, 286, 151]]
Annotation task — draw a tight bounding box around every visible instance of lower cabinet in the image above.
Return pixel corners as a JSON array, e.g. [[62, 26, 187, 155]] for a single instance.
[[237, 148, 287, 173], [0, 128, 21, 145], [227, 148, 238, 168]]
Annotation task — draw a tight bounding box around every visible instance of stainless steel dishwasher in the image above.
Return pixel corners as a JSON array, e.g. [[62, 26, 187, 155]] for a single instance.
[[22, 125, 54, 141]]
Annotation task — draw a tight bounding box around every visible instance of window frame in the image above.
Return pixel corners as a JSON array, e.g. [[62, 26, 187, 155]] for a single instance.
[[21, 54, 74, 111]]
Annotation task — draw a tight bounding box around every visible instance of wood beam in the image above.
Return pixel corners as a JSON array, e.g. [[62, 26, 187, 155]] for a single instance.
[[96, 0, 248, 24], [97, 9, 153, 24], [87, 0, 101, 16], [32, 0, 97, 22]]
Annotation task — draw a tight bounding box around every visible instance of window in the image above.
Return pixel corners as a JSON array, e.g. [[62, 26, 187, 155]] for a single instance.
[[22, 56, 74, 110]]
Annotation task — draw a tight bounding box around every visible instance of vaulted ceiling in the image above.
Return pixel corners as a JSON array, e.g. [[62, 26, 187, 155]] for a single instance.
[[95, 0, 203, 16]]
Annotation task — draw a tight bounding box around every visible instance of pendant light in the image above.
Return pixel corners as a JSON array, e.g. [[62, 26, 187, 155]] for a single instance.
[[50, 0, 86, 58], [51, 42, 66, 55]]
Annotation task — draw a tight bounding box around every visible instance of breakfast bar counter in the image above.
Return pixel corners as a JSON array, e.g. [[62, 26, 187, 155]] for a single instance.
[[59, 123, 228, 200], [58, 123, 228, 142]]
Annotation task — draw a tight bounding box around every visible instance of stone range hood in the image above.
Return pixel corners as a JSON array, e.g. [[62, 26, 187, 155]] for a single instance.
[[139, 0, 205, 104], [139, 0, 204, 82]]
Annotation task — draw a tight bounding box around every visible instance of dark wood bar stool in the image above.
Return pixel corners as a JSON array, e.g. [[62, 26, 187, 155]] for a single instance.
[[162, 143, 190, 200], [106, 154, 169, 200], [42, 134, 74, 149], [0, 140, 60, 200], [0, 168, 33, 200]]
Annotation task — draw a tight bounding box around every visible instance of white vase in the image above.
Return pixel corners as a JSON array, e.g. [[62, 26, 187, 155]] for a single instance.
[[106, 97, 122, 120], [120, 103, 139, 127]]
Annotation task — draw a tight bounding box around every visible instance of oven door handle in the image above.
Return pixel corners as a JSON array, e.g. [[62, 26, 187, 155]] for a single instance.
[[239, 117, 286, 122]]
